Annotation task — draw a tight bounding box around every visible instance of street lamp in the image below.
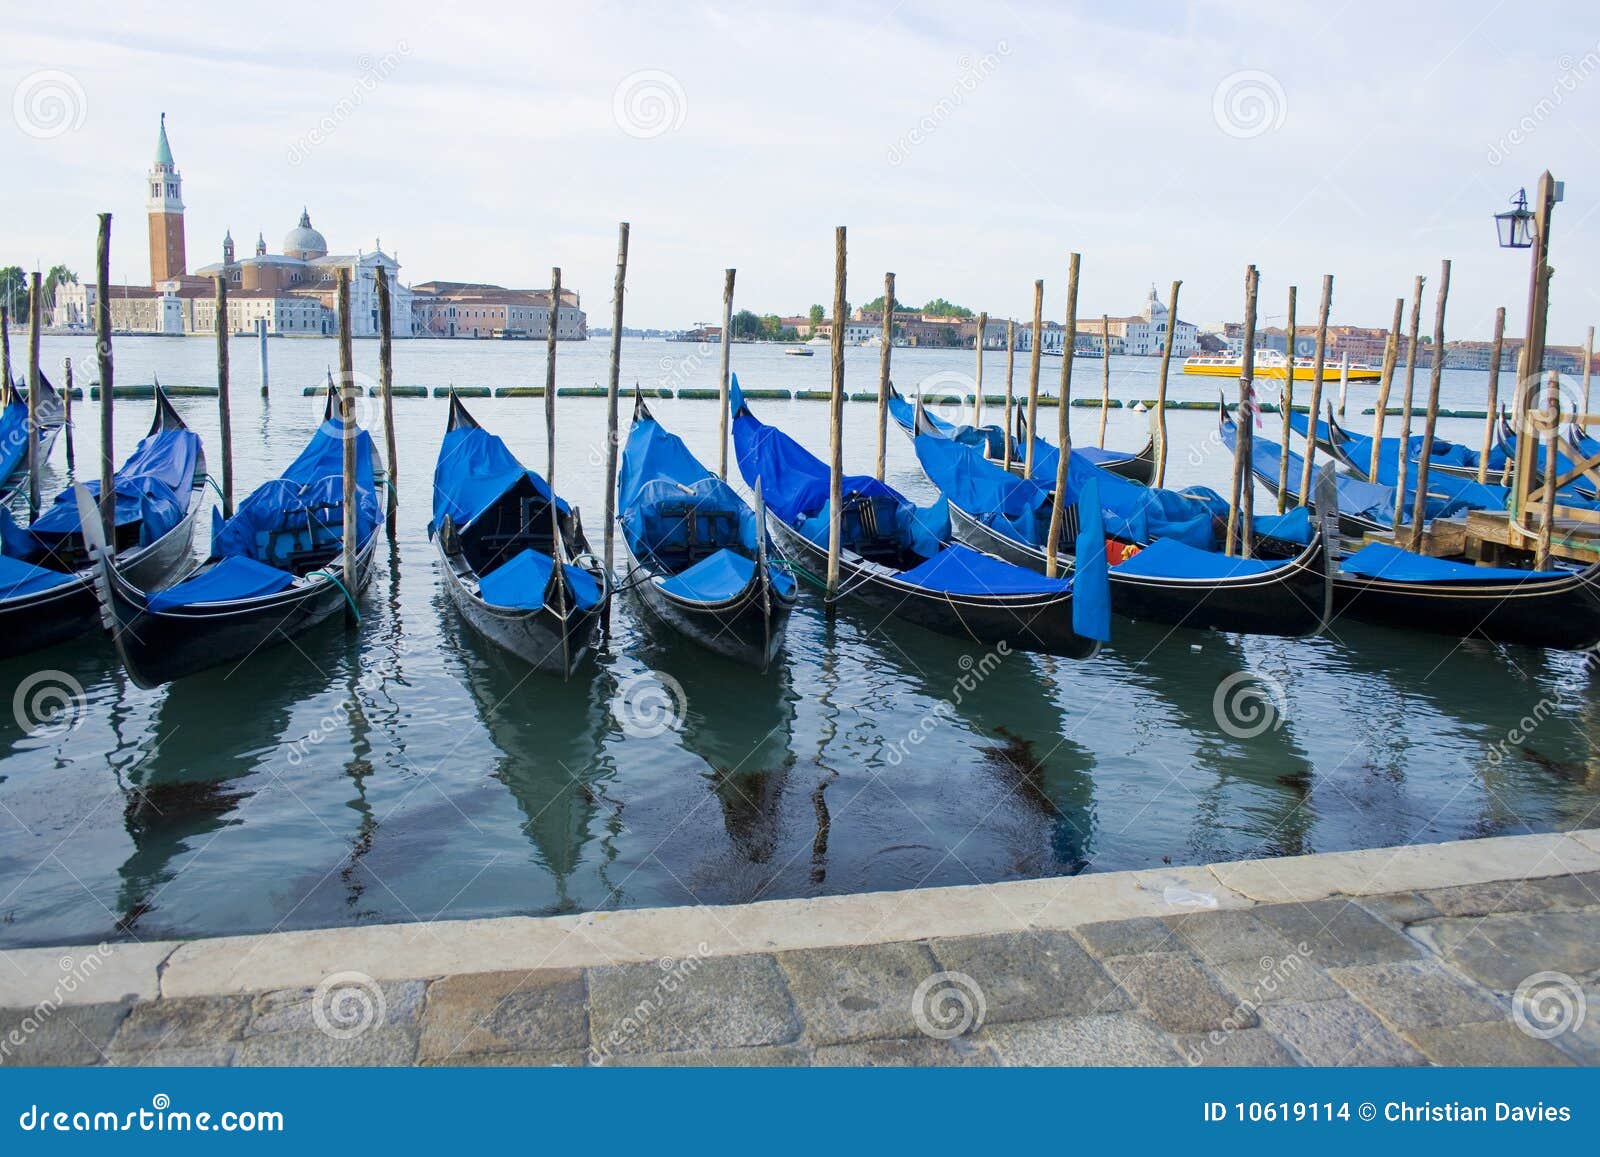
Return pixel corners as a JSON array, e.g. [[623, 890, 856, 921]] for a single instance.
[[1494, 188, 1535, 249]]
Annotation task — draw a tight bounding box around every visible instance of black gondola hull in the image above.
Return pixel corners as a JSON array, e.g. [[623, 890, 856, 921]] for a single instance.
[[96, 534, 378, 689], [946, 501, 1328, 638], [1333, 566, 1600, 650], [624, 544, 795, 670], [766, 516, 1097, 659], [436, 533, 603, 678]]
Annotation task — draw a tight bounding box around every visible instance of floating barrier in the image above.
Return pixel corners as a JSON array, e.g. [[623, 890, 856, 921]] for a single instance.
[[366, 385, 428, 398], [493, 386, 544, 397], [434, 386, 491, 398]]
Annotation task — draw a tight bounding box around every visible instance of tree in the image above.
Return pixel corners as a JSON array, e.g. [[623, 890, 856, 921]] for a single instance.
[[808, 304, 825, 327], [860, 294, 899, 315], [731, 308, 763, 339], [0, 267, 28, 321], [921, 298, 973, 319], [43, 264, 76, 311]]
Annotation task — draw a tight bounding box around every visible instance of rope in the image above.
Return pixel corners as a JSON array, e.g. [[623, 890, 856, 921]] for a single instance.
[[306, 565, 360, 622]]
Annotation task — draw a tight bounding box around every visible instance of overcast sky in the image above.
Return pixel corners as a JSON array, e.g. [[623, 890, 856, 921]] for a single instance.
[[4, 1, 1598, 341]]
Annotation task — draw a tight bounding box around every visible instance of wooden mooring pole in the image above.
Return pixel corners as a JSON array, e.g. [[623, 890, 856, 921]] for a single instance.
[[1152, 281, 1180, 488], [61, 358, 74, 472], [1408, 260, 1452, 552], [1002, 319, 1016, 473], [1097, 313, 1111, 448], [376, 265, 397, 537], [1024, 280, 1043, 477], [1370, 297, 1403, 481], [1297, 274, 1333, 506], [27, 271, 42, 518], [214, 275, 234, 518], [1276, 286, 1297, 511], [1, 306, 10, 404], [1477, 307, 1506, 484], [973, 311, 987, 428], [1044, 253, 1080, 578], [1391, 276, 1425, 534], [336, 268, 357, 617], [825, 228, 847, 598], [1537, 369, 1561, 570], [95, 213, 114, 548], [1583, 326, 1595, 423], [874, 272, 893, 481], [1226, 265, 1259, 556], [258, 317, 269, 398], [1336, 353, 1350, 419], [717, 268, 735, 480], [602, 223, 630, 613]]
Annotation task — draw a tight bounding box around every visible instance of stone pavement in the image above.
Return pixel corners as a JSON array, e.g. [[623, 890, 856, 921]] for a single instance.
[[2, 831, 1597, 1066]]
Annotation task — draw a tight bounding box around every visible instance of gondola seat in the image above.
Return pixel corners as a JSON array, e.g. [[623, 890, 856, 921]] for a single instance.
[[1111, 536, 1293, 580], [656, 547, 797, 604], [1340, 543, 1568, 584], [478, 547, 603, 612], [146, 556, 298, 611]]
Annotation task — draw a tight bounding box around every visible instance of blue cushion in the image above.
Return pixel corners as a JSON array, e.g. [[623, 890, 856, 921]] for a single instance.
[[478, 548, 601, 612], [1340, 543, 1567, 584], [147, 556, 297, 611], [1112, 536, 1290, 580]]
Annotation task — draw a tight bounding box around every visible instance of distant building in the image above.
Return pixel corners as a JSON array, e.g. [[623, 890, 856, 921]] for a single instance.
[[1105, 286, 1199, 357], [411, 281, 584, 340]]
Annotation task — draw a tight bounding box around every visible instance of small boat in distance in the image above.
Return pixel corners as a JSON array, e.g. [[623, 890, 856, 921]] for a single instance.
[[784, 346, 814, 357], [1183, 350, 1382, 382]]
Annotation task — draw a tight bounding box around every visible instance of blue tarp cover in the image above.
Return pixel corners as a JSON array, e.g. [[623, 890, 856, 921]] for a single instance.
[[1112, 536, 1293, 580], [619, 412, 765, 569], [431, 424, 564, 532], [212, 420, 378, 566], [896, 542, 1072, 596], [0, 549, 76, 601], [1340, 542, 1567, 584], [147, 555, 297, 611], [656, 547, 796, 602], [0, 397, 31, 485], [1072, 477, 1112, 642], [478, 547, 602, 611], [1252, 505, 1315, 545], [1290, 411, 1477, 483]]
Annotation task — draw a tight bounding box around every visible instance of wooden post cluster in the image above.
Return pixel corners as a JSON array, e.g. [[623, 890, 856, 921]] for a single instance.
[[1276, 286, 1297, 511], [602, 223, 630, 600], [717, 269, 735, 479], [376, 265, 397, 537], [1408, 260, 1452, 551], [1044, 253, 1080, 578], [1477, 307, 1506, 484], [874, 272, 894, 481], [1511, 171, 1558, 540], [1369, 297, 1403, 482], [96, 213, 114, 547], [1536, 369, 1561, 570], [1391, 276, 1425, 534], [336, 267, 357, 614], [825, 227, 847, 597], [1297, 274, 1333, 505], [1152, 281, 1181, 488], [1024, 280, 1043, 476], [215, 275, 234, 519]]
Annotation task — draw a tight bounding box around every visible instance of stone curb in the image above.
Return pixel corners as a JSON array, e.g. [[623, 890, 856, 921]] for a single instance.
[[2, 830, 1595, 1009]]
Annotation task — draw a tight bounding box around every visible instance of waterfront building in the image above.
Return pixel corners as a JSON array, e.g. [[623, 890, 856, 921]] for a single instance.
[[410, 282, 585, 340]]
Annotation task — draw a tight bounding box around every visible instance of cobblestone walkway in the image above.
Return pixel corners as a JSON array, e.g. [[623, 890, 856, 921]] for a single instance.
[[4, 867, 1596, 1066]]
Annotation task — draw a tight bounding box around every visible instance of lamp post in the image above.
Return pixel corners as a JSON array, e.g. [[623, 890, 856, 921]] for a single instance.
[[1495, 173, 1562, 552]]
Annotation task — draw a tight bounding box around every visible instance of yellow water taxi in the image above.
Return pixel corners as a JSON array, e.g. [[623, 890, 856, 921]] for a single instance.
[[1182, 351, 1381, 382]]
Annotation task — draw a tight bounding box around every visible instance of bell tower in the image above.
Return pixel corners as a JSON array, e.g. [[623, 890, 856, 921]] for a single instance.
[[146, 113, 187, 284]]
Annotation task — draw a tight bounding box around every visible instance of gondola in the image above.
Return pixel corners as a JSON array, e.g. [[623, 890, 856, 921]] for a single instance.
[[1, 386, 205, 659], [1291, 407, 1495, 484], [618, 393, 795, 669], [1226, 411, 1600, 648], [910, 403, 1330, 638], [82, 393, 380, 688], [430, 392, 607, 678], [0, 372, 66, 498], [888, 388, 1155, 484], [731, 377, 1108, 658]]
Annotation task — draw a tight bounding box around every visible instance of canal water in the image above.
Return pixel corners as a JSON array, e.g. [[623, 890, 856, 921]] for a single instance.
[[1, 335, 1594, 947]]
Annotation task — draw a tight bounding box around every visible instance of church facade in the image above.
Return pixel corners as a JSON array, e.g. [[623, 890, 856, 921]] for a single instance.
[[52, 116, 583, 341]]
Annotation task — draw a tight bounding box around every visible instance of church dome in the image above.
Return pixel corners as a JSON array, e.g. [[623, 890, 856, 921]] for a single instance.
[[283, 208, 328, 259]]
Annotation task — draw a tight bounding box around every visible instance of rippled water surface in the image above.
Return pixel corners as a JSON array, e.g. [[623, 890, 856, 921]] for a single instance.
[[1, 335, 1595, 947]]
